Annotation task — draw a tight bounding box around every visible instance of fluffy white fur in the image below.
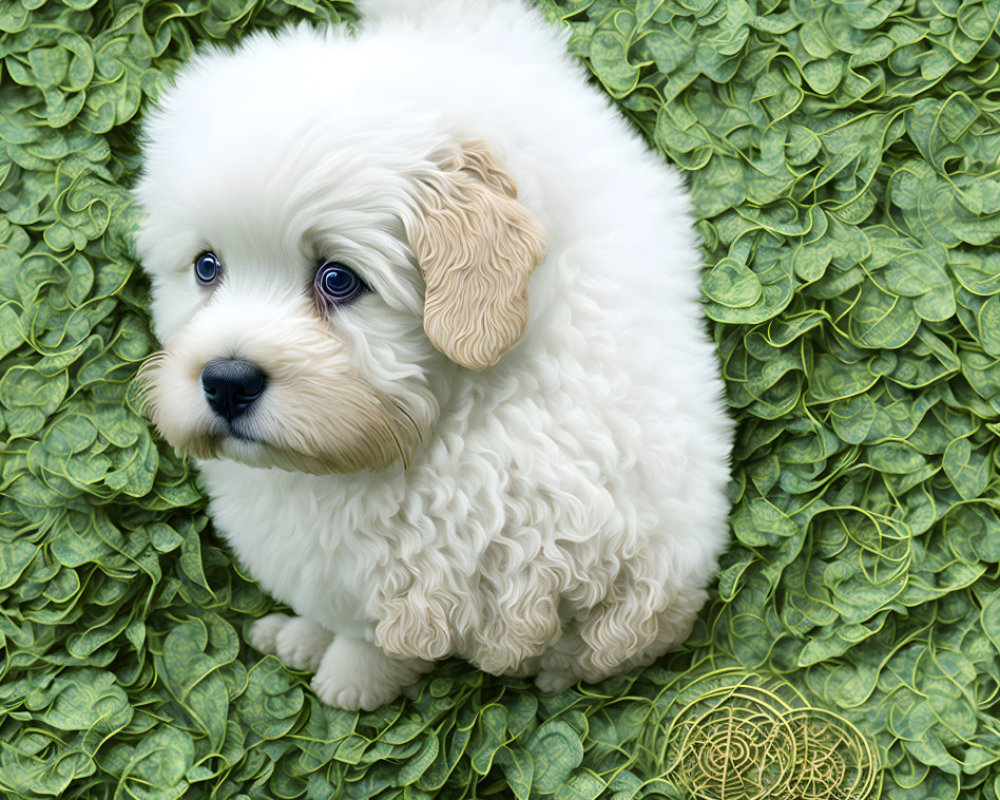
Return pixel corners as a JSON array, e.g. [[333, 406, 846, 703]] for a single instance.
[[133, 0, 733, 710]]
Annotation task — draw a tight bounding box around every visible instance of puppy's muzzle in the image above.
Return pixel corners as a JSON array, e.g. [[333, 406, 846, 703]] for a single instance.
[[200, 358, 268, 422]]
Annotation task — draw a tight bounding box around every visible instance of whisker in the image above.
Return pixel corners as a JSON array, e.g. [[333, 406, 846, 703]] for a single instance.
[[132, 353, 168, 416]]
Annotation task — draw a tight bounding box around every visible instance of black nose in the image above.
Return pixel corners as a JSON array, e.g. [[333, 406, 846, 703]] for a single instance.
[[200, 359, 268, 421]]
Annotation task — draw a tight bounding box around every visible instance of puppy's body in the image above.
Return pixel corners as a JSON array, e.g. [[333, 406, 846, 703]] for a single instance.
[[136, 0, 732, 709]]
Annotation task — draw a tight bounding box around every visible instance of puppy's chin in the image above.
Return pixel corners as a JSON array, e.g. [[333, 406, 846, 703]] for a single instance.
[[211, 434, 395, 476], [234, 443, 377, 476]]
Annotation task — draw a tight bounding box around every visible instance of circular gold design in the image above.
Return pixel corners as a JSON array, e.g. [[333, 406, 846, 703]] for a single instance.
[[664, 684, 797, 800], [659, 673, 881, 800], [783, 708, 881, 800]]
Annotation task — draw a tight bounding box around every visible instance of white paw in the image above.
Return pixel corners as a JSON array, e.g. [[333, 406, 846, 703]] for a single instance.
[[247, 612, 292, 654], [311, 637, 428, 711], [275, 618, 334, 672], [312, 673, 400, 711], [534, 670, 575, 694], [248, 613, 333, 673]]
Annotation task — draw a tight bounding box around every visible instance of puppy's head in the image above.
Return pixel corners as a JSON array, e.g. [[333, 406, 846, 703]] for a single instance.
[[133, 33, 546, 474]]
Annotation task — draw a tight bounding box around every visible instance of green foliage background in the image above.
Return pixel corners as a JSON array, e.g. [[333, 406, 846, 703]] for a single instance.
[[1, 0, 1000, 797]]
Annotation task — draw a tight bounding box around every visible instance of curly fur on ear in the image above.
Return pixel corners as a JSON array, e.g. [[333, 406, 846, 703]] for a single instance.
[[406, 139, 547, 370]]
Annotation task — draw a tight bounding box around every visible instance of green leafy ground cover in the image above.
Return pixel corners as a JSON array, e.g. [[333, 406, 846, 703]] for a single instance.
[[2, 0, 1000, 797]]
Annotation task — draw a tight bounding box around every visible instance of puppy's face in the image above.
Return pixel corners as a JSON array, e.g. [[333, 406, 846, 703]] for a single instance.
[[133, 40, 546, 475]]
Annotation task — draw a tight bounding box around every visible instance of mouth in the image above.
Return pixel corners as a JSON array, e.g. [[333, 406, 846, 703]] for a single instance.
[[213, 425, 279, 471], [226, 426, 257, 443], [208, 416, 260, 445], [206, 418, 329, 475]]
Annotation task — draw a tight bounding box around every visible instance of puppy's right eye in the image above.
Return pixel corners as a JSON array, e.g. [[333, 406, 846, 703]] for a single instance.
[[194, 251, 222, 286], [315, 261, 366, 306]]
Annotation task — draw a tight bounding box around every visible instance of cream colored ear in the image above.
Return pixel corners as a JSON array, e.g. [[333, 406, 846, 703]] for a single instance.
[[405, 139, 547, 370]]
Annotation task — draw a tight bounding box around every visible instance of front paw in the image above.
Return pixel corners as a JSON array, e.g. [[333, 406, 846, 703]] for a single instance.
[[248, 613, 334, 672], [247, 612, 292, 654], [311, 637, 429, 711]]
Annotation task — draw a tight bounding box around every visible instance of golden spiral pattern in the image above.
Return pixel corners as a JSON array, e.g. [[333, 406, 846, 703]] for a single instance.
[[658, 672, 881, 800]]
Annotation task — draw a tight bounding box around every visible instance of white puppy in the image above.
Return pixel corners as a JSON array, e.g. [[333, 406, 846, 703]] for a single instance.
[[134, 0, 733, 710]]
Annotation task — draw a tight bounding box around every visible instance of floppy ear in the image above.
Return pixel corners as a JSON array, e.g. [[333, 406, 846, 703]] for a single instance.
[[405, 139, 547, 370]]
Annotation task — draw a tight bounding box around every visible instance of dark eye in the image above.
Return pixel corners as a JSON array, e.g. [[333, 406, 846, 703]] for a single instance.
[[315, 261, 366, 305], [194, 251, 221, 286]]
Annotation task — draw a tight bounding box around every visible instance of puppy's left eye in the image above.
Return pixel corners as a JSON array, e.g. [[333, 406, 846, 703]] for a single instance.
[[315, 261, 367, 306]]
